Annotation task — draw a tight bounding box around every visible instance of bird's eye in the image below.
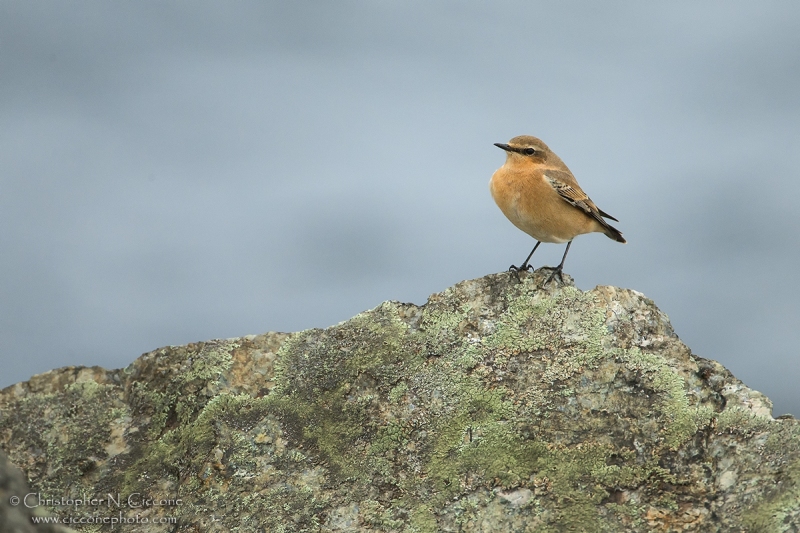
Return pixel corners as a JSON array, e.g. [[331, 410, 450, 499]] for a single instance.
[[524, 148, 536, 155]]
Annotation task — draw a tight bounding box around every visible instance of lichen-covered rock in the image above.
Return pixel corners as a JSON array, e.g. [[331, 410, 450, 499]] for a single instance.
[[0, 448, 75, 532], [1, 271, 798, 532]]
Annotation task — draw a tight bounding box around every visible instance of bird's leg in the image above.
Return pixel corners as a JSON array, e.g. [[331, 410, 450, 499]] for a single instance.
[[509, 241, 541, 277], [543, 240, 573, 286]]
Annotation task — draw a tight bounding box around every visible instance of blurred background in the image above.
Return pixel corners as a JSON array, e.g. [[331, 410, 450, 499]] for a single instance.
[[1, 2, 798, 415]]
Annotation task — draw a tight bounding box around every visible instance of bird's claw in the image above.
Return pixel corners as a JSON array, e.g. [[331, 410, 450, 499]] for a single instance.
[[508, 263, 533, 282], [508, 263, 533, 273], [541, 266, 564, 286]]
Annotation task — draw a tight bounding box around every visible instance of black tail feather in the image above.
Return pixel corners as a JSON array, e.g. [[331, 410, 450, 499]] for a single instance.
[[603, 223, 626, 243], [598, 208, 619, 222]]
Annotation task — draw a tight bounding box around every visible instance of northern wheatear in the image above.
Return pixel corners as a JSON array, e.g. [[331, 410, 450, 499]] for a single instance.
[[490, 135, 625, 284]]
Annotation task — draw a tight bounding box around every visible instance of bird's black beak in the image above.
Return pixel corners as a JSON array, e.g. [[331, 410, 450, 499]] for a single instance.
[[494, 143, 512, 152]]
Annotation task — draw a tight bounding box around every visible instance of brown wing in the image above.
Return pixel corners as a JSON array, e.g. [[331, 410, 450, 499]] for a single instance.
[[544, 170, 626, 243], [544, 170, 604, 224]]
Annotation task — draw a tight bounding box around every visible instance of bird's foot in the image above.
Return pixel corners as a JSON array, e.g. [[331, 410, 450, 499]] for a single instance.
[[508, 263, 533, 282], [509, 263, 534, 273], [540, 265, 565, 286]]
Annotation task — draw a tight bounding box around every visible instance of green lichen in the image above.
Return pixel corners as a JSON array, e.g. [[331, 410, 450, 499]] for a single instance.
[[127, 340, 236, 441], [268, 301, 424, 486], [741, 433, 800, 532], [427, 390, 525, 492], [388, 382, 409, 403], [417, 299, 474, 357], [360, 499, 404, 530], [484, 285, 607, 373], [0, 380, 126, 500], [615, 347, 714, 450], [408, 504, 437, 533], [119, 341, 242, 496], [716, 406, 773, 434]]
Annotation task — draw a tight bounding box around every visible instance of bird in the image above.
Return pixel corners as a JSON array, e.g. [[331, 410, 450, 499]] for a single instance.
[[490, 135, 625, 285]]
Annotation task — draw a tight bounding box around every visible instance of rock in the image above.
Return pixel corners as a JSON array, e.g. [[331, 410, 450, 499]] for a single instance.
[[0, 448, 74, 532], [1, 270, 798, 532]]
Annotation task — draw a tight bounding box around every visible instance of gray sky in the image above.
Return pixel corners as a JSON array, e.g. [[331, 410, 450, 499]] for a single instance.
[[2, 2, 799, 415]]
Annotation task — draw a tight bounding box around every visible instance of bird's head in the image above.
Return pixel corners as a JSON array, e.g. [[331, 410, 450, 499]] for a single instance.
[[494, 135, 553, 164]]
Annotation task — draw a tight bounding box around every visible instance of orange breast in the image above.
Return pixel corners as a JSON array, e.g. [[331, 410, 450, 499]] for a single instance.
[[490, 166, 600, 243]]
